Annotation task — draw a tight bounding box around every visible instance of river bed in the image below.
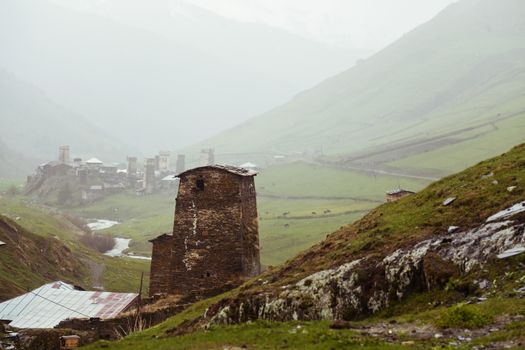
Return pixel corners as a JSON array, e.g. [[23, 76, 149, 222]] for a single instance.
[[87, 219, 151, 260]]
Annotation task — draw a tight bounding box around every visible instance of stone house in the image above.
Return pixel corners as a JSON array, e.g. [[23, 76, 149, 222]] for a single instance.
[[386, 188, 415, 202], [149, 165, 261, 297]]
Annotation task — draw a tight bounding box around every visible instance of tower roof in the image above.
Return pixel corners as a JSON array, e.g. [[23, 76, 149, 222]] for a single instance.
[[177, 165, 257, 178]]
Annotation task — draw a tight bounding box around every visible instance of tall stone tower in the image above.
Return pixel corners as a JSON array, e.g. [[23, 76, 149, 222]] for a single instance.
[[176, 154, 186, 174], [158, 151, 171, 172], [199, 148, 215, 166], [149, 165, 260, 296], [58, 146, 70, 164], [144, 158, 156, 194], [127, 157, 137, 177]]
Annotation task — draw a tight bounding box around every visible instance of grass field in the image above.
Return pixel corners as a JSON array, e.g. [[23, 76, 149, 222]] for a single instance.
[[389, 109, 525, 175], [0, 179, 23, 192], [71, 162, 430, 266]]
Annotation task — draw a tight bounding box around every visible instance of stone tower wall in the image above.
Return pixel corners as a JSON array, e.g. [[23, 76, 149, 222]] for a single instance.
[[169, 168, 258, 294], [148, 235, 174, 296], [239, 177, 261, 276]]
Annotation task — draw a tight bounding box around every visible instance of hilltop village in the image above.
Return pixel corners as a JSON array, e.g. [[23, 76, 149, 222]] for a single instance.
[[23, 146, 228, 204]]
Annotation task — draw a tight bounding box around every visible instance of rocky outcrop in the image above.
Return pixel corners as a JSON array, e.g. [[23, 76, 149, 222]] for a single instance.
[[208, 205, 525, 325]]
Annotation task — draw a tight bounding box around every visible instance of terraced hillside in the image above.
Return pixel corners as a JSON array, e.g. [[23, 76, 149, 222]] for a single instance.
[[86, 143, 525, 349]]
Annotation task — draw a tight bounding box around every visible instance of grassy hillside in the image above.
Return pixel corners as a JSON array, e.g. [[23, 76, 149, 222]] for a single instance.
[[72, 162, 430, 266], [0, 214, 90, 300], [191, 0, 525, 177], [84, 143, 525, 349], [0, 196, 150, 300]]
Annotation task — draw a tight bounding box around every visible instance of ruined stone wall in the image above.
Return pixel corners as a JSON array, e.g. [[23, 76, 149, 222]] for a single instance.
[[170, 168, 258, 295], [149, 234, 174, 296]]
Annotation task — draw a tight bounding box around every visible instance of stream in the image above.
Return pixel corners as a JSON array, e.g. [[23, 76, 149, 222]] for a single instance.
[[87, 219, 152, 260]]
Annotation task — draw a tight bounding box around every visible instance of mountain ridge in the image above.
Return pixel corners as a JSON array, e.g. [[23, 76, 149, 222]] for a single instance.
[[189, 0, 525, 174], [0, 69, 133, 172]]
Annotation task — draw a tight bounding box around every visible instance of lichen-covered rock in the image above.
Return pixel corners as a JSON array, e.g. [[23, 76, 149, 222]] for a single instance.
[[208, 209, 525, 326]]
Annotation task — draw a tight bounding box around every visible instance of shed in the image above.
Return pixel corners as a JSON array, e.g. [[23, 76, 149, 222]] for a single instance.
[[60, 335, 81, 349], [386, 188, 415, 202], [0, 281, 138, 329]]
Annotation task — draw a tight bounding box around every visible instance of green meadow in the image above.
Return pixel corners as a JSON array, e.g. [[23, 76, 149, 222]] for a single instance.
[[72, 161, 430, 266]]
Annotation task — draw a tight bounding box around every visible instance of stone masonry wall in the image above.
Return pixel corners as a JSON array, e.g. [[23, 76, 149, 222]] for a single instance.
[[169, 167, 259, 295], [240, 177, 261, 276], [149, 234, 174, 296]]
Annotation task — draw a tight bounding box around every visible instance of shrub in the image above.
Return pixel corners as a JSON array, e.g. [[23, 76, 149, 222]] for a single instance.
[[436, 304, 493, 329], [63, 214, 91, 234], [80, 232, 116, 253]]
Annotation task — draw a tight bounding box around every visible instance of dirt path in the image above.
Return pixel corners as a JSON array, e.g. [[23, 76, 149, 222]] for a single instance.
[[82, 258, 105, 290]]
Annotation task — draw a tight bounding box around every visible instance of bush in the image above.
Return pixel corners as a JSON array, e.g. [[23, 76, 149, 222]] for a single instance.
[[80, 232, 116, 253], [436, 303, 493, 329], [63, 214, 91, 234]]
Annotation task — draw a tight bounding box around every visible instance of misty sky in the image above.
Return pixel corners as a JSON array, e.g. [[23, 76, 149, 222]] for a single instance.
[[3, 0, 461, 157], [53, 0, 457, 51], [184, 0, 458, 49]]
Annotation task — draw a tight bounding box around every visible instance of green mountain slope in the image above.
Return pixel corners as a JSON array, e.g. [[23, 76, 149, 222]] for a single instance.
[[0, 69, 131, 165], [0, 138, 35, 179], [0, 197, 150, 301], [0, 214, 90, 300], [84, 143, 525, 349], [194, 0, 525, 175]]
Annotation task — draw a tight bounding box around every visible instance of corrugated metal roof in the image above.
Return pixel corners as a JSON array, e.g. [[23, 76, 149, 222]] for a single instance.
[[86, 158, 103, 164], [0, 281, 137, 329]]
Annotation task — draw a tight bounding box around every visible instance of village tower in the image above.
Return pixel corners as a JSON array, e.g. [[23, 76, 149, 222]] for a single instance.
[[149, 165, 260, 296]]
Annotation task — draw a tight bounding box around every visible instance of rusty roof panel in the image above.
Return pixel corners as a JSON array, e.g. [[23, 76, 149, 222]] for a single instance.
[[0, 281, 137, 329]]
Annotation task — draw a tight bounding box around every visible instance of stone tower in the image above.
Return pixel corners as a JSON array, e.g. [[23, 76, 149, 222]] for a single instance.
[[144, 158, 156, 194], [199, 148, 215, 166], [127, 157, 137, 176], [58, 146, 70, 164], [149, 165, 260, 296], [158, 151, 171, 172], [176, 154, 186, 174]]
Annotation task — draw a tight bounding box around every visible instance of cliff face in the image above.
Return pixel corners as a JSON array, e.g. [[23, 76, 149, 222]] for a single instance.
[[210, 213, 524, 324], [191, 144, 525, 326]]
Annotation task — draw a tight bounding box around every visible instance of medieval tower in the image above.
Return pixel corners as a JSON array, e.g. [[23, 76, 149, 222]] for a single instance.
[[149, 165, 260, 296]]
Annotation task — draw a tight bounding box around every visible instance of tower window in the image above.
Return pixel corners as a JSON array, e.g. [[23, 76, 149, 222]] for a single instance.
[[196, 178, 205, 191]]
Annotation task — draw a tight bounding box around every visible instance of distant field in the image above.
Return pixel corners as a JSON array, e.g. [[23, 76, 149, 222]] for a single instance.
[[0, 179, 23, 192], [389, 110, 525, 175], [256, 162, 429, 200], [74, 162, 431, 266]]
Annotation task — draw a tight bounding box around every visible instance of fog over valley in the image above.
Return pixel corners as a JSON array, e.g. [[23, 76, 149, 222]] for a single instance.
[[1, 0, 455, 162]]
